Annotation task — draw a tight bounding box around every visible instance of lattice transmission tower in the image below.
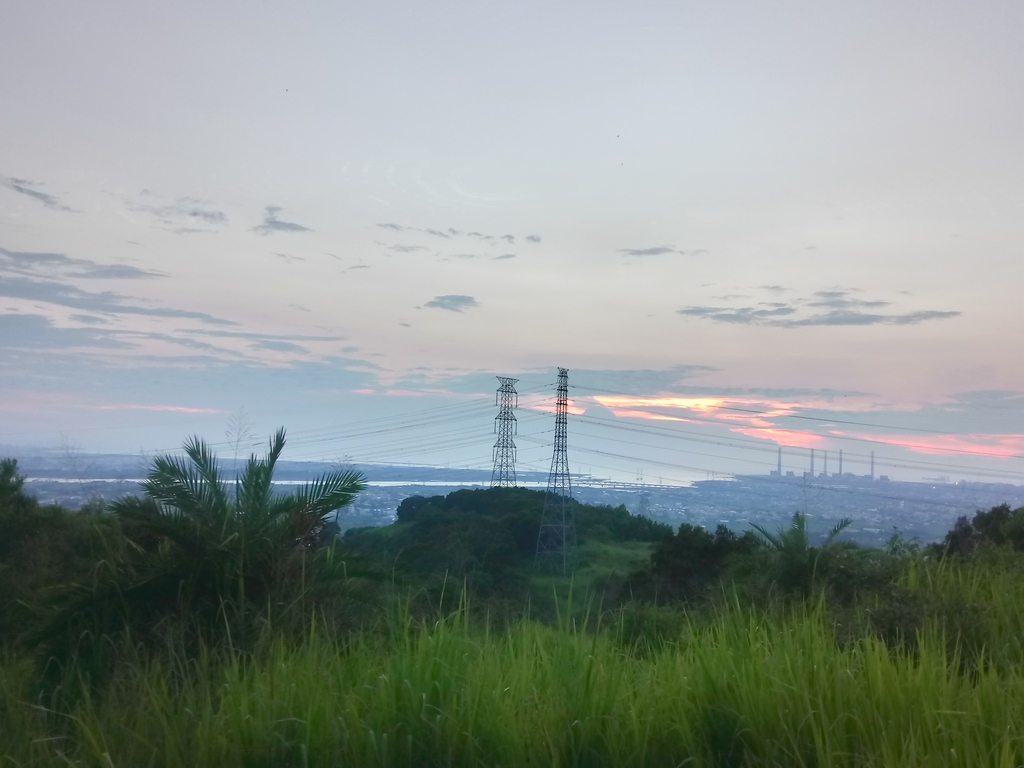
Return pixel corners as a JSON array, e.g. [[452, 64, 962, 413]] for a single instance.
[[535, 367, 577, 572], [636, 470, 651, 517], [491, 376, 518, 487]]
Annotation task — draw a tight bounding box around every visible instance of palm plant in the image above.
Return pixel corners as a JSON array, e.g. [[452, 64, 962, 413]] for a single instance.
[[751, 512, 852, 597], [34, 429, 365, 655]]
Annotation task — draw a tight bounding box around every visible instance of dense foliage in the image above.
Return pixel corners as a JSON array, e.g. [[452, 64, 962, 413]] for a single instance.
[[5, 437, 1024, 766], [930, 502, 1024, 557], [0, 459, 120, 640], [345, 487, 670, 604], [626, 523, 760, 602], [3, 433, 367, 669], [5, 564, 1024, 767]]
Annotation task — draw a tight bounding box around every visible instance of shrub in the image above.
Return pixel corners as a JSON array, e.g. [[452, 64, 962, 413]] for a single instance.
[[0, 460, 121, 641], [930, 503, 1024, 559], [626, 523, 759, 603]]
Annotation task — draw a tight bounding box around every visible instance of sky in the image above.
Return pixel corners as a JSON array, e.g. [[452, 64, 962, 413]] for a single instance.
[[2, 0, 1023, 484]]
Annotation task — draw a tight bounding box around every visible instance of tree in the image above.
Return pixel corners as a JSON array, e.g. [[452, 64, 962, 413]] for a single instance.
[[1, 458, 37, 557], [751, 512, 852, 597], [2, 459, 121, 642], [930, 504, 1024, 558], [35, 429, 365, 653]]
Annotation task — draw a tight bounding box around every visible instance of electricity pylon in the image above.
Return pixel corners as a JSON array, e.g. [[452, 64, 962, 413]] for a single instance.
[[491, 376, 518, 487], [636, 470, 651, 517], [535, 368, 577, 572]]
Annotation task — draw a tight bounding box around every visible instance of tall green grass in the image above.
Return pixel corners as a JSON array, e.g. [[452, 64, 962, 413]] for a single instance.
[[4, 562, 1024, 767]]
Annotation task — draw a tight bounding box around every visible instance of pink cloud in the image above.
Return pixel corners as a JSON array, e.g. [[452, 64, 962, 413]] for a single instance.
[[591, 394, 800, 434], [730, 427, 826, 449], [601, 408, 699, 424], [520, 393, 585, 416], [829, 431, 1024, 458], [352, 389, 375, 395], [0, 391, 222, 415]]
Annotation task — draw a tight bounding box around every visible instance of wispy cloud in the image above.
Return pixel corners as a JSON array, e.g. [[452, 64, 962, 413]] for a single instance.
[[70, 314, 108, 325], [185, 328, 344, 342], [785, 310, 960, 327], [127, 192, 227, 233], [424, 294, 479, 312], [0, 313, 132, 350], [678, 289, 960, 328], [251, 339, 308, 353], [253, 206, 311, 235], [1, 247, 161, 280], [806, 290, 890, 310], [619, 246, 706, 257], [1, 175, 73, 211], [679, 306, 797, 324], [620, 246, 678, 256], [378, 224, 539, 247], [0, 275, 235, 325]]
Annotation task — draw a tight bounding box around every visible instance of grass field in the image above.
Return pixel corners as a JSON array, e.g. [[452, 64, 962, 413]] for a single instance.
[[3, 558, 1024, 768]]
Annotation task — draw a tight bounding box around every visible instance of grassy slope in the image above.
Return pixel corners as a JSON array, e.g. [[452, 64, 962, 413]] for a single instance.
[[4, 559, 1024, 767]]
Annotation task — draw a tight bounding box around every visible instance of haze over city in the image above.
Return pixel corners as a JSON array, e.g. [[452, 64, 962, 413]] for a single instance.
[[2, 1, 1023, 485]]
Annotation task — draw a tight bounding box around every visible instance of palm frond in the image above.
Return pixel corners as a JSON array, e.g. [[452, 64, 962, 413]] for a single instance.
[[110, 495, 210, 560], [235, 428, 288, 525], [265, 428, 286, 473], [142, 455, 203, 513], [143, 453, 228, 525], [108, 494, 161, 522], [750, 522, 782, 551], [236, 453, 273, 522], [293, 469, 366, 519], [822, 517, 853, 548], [183, 436, 230, 514]]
